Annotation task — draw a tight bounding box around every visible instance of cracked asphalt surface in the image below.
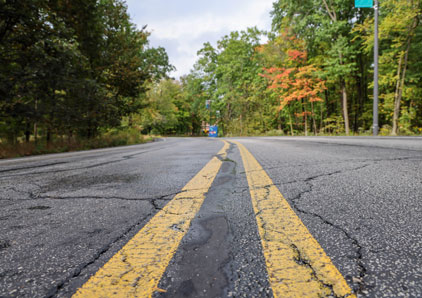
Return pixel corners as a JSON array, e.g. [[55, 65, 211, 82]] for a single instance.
[[1, 137, 421, 297]]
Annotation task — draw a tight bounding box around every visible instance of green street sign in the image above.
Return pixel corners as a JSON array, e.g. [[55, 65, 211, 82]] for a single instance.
[[355, 0, 373, 7]]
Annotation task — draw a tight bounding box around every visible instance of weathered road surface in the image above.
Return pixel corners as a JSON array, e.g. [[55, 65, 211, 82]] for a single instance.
[[0, 137, 421, 297]]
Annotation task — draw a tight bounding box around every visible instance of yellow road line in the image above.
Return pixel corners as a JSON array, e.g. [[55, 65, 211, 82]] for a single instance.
[[234, 141, 355, 298], [73, 140, 230, 298]]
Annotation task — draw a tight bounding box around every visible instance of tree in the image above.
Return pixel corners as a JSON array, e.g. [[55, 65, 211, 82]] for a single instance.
[[139, 79, 193, 135], [271, 0, 371, 134], [357, 0, 422, 135], [260, 34, 326, 136], [0, 0, 173, 145]]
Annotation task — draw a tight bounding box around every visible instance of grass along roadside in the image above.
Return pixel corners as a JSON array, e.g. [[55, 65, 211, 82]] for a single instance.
[[0, 128, 157, 159]]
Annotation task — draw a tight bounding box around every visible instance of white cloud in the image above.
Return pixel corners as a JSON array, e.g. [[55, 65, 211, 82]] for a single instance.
[[127, 0, 274, 78]]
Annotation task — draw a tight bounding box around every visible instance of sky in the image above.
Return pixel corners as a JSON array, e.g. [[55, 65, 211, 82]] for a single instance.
[[126, 0, 274, 79]]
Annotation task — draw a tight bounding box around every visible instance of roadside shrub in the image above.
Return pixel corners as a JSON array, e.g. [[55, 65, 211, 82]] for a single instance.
[[0, 128, 154, 159]]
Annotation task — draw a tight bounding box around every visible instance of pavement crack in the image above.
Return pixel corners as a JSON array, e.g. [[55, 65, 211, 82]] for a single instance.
[[290, 244, 342, 298], [117, 250, 136, 283], [297, 164, 371, 185], [288, 165, 370, 295], [238, 155, 420, 175], [0, 185, 42, 203], [45, 215, 152, 298], [294, 205, 367, 294], [278, 164, 371, 186], [0, 162, 68, 174], [279, 139, 422, 153], [0, 146, 172, 179], [25, 190, 188, 204], [231, 186, 249, 195]]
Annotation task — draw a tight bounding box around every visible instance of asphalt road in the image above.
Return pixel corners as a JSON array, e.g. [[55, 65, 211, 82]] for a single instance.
[[0, 137, 421, 297]]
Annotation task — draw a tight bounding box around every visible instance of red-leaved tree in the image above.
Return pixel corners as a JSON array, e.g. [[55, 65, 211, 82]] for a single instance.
[[260, 40, 326, 135]]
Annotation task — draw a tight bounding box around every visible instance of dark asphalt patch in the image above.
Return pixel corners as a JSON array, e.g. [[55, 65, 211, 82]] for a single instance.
[[158, 216, 230, 298], [156, 142, 272, 298], [0, 240, 11, 250], [27, 206, 51, 210], [0, 138, 225, 298]]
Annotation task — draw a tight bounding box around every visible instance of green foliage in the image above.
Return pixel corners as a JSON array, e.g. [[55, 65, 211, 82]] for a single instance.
[[0, 0, 173, 148], [322, 116, 345, 135], [168, 0, 422, 137], [3, 0, 422, 150], [180, 28, 276, 136], [354, 0, 422, 135], [137, 79, 194, 135], [0, 127, 153, 159]]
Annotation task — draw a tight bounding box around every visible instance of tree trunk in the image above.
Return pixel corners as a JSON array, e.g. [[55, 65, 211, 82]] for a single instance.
[[34, 122, 38, 144], [278, 112, 282, 130], [311, 101, 317, 135], [320, 102, 324, 133], [128, 114, 133, 127], [239, 114, 243, 136], [34, 99, 38, 144], [356, 53, 366, 132], [25, 121, 31, 143], [288, 107, 294, 136], [392, 15, 418, 135], [304, 113, 308, 136], [46, 128, 51, 147], [68, 129, 73, 146], [323, 0, 350, 135], [341, 80, 350, 135], [303, 101, 308, 136], [392, 38, 412, 135], [392, 53, 404, 136]]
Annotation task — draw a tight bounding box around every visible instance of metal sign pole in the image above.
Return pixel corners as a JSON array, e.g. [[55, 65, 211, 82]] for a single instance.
[[373, 0, 379, 136], [355, 0, 379, 135], [209, 100, 212, 126]]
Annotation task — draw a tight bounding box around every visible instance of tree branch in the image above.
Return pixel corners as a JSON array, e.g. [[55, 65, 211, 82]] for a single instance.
[[322, 0, 337, 22]]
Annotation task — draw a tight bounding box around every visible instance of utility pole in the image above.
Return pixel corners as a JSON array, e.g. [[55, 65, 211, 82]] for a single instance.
[[355, 0, 379, 135], [373, 0, 379, 136]]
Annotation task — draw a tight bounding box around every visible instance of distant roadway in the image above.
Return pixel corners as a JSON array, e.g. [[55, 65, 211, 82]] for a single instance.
[[0, 137, 421, 297]]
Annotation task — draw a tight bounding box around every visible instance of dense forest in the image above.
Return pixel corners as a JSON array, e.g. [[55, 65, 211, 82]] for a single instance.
[[167, 0, 422, 137], [1, 0, 422, 156], [0, 0, 173, 155]]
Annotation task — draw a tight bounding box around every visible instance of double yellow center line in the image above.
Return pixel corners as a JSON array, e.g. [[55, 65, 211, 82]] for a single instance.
[[74, 140, 355, 298], [73, 141, 229, 297], [235, 141, 355, 298]]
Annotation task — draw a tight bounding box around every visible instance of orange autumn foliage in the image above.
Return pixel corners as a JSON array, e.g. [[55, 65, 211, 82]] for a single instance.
[[287, 49, 307, 63], [260, 48, 326, 110]]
